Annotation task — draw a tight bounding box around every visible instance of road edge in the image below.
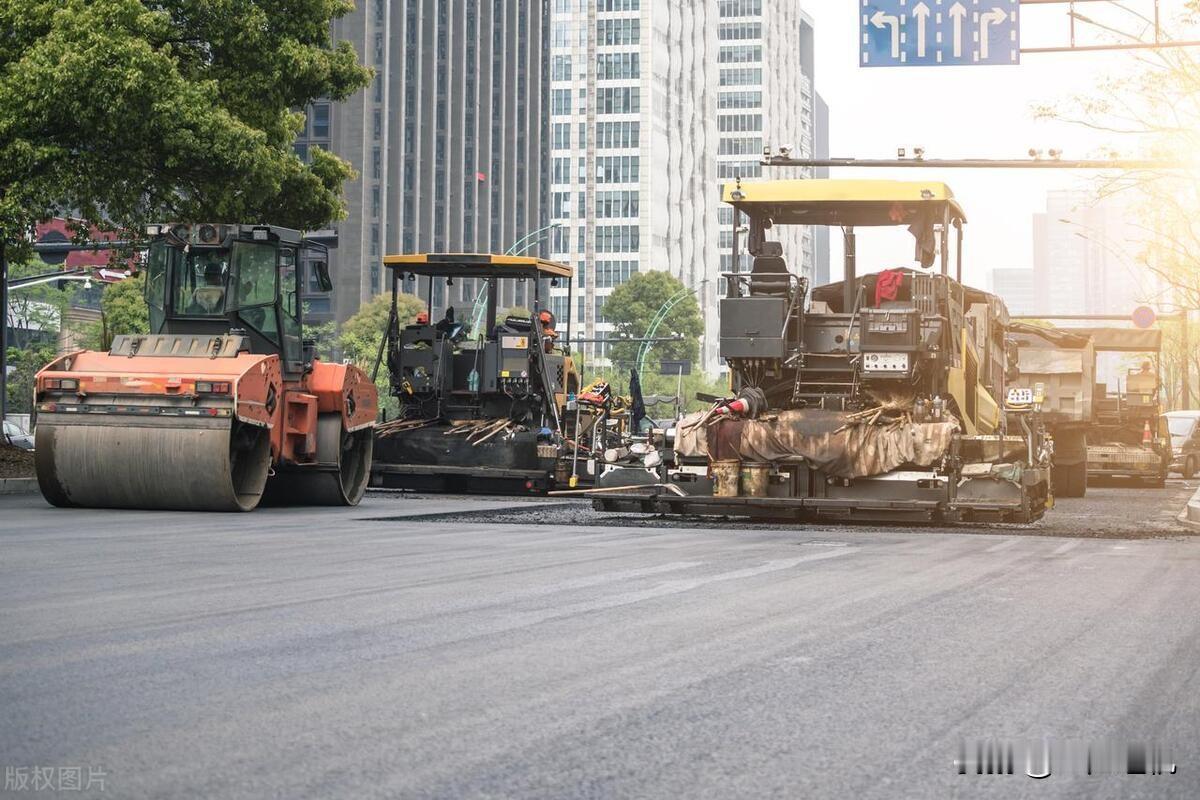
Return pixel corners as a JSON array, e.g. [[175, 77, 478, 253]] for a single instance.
[[1176, 483, 1200, 531], [0, 477, 38, 495]]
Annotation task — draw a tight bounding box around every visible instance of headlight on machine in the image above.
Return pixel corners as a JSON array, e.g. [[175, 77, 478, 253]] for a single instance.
[[862, 352, 909, 373]]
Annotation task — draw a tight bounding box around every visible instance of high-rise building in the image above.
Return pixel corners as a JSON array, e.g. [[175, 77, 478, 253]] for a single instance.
[[988, 268, 1036, 316], [298, 1, 552, 325], [547, 0, 821, 374], [715, 1, 822, 373], [546, 0, 721, 371], [1032, 191, 1153, 317]]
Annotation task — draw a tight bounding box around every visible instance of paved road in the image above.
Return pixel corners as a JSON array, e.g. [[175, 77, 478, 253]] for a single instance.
[[1, 485, 1199, 799]]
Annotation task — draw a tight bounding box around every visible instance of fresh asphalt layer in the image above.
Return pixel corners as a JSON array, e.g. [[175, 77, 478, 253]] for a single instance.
[[2, 484, 1199, 799]]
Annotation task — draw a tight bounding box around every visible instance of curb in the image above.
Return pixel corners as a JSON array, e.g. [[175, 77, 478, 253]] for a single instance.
[[1177, 483, 1200, 531], [0, 477, 38, 496]]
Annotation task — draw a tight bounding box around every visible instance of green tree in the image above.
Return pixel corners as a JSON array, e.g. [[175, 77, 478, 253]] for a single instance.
[[5, 342, 58, 414], [85, 274, 150, 349], [4, 261, 72, 350], [338, 291, 425, 421], [601, 271, 703, 370], [0, 0, 371, 253], [339, 292, 426, 368]]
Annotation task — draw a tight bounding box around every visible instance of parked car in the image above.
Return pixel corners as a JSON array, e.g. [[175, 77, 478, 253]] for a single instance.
[[1164, 410, 1200, 479], [3, 418, 34, 451]]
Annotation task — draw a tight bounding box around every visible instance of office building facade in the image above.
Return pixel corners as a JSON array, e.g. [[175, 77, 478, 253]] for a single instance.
[[988, 267, 1036, 316], [298, 0, 552, 325], [548, 0, 822, 374]]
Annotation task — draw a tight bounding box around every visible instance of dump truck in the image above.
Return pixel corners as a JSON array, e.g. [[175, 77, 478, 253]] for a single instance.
[[1008, 324, 1168, 493], [369, 254, 586, 493], [1007, 323, 1094, 497], [34, 224, 377, 511], [588, 179, 1052, 524]]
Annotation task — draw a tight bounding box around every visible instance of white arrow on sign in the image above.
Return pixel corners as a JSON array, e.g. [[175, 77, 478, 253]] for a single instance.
[[948, 2, 967, 58], [871, 9, 901, 59], [979, 7, 1008, 59], [913, 2, 931, 58]]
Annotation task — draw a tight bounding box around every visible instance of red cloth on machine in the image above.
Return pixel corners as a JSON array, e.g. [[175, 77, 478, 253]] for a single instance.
[[874, 269, 905, 307]]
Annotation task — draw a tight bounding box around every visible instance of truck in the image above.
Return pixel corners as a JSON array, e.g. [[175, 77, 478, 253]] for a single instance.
[[587, 179, 1053, 524], [1009, 324, 1169, 490], [1007, 323, 1094, 497]]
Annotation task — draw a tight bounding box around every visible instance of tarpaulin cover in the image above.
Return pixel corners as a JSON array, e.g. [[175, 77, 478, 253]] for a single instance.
[[676, 409, 958, 479], [1018, 349, 1085, 375], [1067, 327, 1162, 353]]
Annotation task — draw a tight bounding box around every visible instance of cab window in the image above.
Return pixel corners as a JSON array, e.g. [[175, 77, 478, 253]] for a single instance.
[[232, 242, 278, 309], [144, 240, 172, 332], [172, 249, 230, 317], [278, 249, 303, 369]]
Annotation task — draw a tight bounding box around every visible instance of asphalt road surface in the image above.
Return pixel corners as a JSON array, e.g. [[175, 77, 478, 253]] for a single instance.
[[2, 480, 1198, 799]]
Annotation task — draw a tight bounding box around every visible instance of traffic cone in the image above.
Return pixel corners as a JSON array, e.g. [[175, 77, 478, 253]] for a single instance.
[[1143, 420, 1153, 444], [714, 398, 750, 417]]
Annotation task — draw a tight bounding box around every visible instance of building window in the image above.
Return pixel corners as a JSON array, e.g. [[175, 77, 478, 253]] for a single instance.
[[552, 122, 571, 150], [596, 86, 640, 115], [718, 45, 762, 63], [596, 155, 640, 184], [596, 52, 640, 81], [552, 89, 572, 115], [596, 18, 640, 46], [718, 90, 762, 110], [312, 104, 330, 138], [594, 225, 639, 253]]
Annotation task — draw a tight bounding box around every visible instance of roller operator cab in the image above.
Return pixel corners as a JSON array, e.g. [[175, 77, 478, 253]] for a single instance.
[[589, 179, 1053, 524], [370, 254, 582, 494], [34, 224, 377, 512]]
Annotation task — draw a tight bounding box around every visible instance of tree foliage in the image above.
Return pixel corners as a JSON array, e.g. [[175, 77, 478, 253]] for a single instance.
[[600, 270, 704, 370], [3, 261, 72, 350], [0, 0, 371, 250], [90, 274, 150, 349], [339, 291, 426, 369]]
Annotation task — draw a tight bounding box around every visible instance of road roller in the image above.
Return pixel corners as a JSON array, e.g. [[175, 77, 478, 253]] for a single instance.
[[33, 223, 377, 511]]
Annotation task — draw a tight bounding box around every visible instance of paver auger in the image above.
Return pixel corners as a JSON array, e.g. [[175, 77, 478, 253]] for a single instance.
[[34, 224, 377, 511]]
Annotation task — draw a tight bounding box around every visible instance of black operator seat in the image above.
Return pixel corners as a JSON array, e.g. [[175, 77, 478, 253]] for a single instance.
[[749, 240, 792, 298]]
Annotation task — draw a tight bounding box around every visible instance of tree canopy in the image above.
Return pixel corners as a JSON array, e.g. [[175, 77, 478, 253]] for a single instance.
[[0, 0, 371, 250], [339, 291, 426, 369], [600, 270, 703, 371], [89, 273, 149, 349]]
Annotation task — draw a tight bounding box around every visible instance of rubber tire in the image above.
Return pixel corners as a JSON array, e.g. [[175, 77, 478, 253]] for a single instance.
[[1184, 456, 1196, 481]]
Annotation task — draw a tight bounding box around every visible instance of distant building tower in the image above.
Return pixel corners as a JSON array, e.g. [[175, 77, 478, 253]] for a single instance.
[[547, 0, 823, 374], [546, 0, 722, 369], [988, 268, 1036, 316], [1032, 191, 1154, 317], [297, 1, 552, 325]]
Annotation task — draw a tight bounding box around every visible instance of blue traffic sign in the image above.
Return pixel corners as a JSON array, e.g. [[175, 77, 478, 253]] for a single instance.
[[860, 0, 1019, 67]]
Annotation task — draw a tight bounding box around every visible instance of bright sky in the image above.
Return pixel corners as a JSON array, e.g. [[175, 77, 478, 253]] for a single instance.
[[801, 0, 1196, 287]]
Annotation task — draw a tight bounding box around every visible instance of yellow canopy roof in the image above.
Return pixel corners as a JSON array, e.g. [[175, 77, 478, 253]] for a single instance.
[[383, 253, 573, 279], [723, 179, 966, 226]]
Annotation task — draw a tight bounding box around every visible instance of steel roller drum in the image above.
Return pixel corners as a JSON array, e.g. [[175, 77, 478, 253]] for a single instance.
[[35, 414, 272, 512]]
